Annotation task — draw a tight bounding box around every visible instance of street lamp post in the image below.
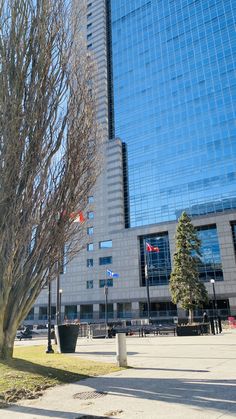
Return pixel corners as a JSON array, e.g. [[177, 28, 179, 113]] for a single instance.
[[210, 279, 218, 334], [144, 240, 151, 323], [59, 289, 63, 324], [145, 264, 151, 322], [56, 268, 60, 325], [104, 269, 119, 338], [104, 275, 109, 338], [46, 279, 54, 353]]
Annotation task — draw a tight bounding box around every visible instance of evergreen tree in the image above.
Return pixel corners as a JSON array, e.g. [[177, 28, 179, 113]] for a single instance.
[[170, 212, 208, 324]]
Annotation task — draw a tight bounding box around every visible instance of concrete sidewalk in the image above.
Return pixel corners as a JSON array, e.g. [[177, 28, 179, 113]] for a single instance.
[[1, 330, 236, 419]]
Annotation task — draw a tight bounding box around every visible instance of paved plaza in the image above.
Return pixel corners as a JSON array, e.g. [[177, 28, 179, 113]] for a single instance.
[[1, 330, 236, 419]]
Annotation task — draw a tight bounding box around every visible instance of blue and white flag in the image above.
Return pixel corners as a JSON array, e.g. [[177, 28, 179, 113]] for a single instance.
[[106, 269, 119, 278]]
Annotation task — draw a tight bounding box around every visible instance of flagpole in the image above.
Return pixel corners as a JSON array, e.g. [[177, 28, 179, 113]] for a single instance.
[[56, 266, 60, 325], [144, 240, 151, 323], [104, 271, 108, 338], [56, 242, 64, 326]]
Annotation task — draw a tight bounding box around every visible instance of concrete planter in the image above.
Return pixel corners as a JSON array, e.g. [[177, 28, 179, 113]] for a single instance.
[[55, 324, 79, 353], [176, 325, 201, 336]]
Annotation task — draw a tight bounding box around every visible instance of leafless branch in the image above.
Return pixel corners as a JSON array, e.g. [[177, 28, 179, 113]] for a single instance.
[[0, 0, 101, 358]]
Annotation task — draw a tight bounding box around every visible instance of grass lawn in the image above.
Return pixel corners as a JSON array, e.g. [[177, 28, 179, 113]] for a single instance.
[[0, 345, 121, 407]]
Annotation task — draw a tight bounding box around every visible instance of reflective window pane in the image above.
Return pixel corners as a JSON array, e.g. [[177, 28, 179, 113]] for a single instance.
[[231, 222, 236, 255], [86, 280, 93, 289], [99, 279, 113, 288], [99, 240, 112, 249], [196, 225, 223, 282], [87, 211, 94, 220], [99, 256, 112, 265], [87, 227, 94, 235], [140, 232, 171, 286], [111, 1, 236, 227], [87, 258, 93, 267], [88, 196, 94, 204]]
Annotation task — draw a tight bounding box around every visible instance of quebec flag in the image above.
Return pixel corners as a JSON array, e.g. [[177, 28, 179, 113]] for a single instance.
[[106, 269, 119, 278]]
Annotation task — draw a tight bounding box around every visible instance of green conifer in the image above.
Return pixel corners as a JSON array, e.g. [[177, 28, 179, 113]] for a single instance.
[[170, 212, 208, 324]]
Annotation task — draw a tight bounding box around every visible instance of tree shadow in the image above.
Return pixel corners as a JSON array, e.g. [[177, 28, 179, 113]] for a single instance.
[[89, 376, 236, 413], [134, 367, 210, 373], [141, 355, 236, 360], [2, 357, 90, 383], [2, 376, 236, 418], [0, 403, 107, 418], [74, 351, 138, 356]]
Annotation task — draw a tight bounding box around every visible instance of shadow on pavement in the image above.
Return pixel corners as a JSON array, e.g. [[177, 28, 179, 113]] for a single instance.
[[88, 376, 236, 414], [3, 404, 109, 418], [134, 367, 210, 373], [74, 351, 138, 356], [3, 376, 236, 417]]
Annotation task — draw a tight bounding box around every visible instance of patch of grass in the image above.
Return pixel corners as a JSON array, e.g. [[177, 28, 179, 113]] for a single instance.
[[0, 345, 121, 406]]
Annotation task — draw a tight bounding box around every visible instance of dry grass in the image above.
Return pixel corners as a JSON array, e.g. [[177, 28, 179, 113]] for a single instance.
[[0, 345, 121, 406]]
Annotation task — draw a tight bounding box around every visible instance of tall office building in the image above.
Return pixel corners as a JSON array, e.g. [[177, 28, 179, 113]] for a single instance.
[[33, 0, 236, 324]]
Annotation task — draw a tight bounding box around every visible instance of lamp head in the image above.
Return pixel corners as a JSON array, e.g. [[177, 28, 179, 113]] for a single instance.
[[210, 279, 215, 284]]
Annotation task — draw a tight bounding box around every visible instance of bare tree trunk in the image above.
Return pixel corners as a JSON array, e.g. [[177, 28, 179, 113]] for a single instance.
[[188, 309, 194, 325], [0, 319, 17, 359]]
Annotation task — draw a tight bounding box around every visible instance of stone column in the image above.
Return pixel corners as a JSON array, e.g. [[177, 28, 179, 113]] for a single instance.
[[93, 304, 100, 321]]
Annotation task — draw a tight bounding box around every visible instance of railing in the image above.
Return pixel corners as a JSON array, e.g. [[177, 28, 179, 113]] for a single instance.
[[140, 310, 178, 318], [194, 308, 231, 319], [117, 312, 133, 319], [23, 308, 232, 325], [80, 313, 93, 320], [99, 312, 114, 319], [38, 315, 48, 321]]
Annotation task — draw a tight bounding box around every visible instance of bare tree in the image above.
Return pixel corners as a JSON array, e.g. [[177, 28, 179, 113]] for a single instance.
[[0, 0, 101, 359]]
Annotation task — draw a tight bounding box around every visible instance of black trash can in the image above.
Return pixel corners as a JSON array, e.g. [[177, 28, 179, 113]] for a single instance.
[[218, 316, 222, 333], [55, 324, 79, 353], [200, 322, 210, 334]]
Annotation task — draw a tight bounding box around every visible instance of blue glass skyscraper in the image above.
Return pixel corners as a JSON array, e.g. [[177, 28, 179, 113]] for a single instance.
[[110, 0, 236, 227]]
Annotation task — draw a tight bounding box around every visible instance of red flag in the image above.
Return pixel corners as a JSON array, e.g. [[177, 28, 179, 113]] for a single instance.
[[146, 242, 160, 252], [70, 211, 85, 223], [61, 210, 85, 223]]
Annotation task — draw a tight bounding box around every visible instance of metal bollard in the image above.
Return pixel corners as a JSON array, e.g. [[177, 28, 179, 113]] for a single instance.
[[116, 333, 127, 367]]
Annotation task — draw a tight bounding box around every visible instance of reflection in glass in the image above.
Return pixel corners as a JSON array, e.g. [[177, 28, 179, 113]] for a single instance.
[[86, 280, 93, 289], [194, 225, 223, 282], [99, 256, 112, 265], [99, 240, 112, 249], [110, 0, 236, 227], [231, 222, 236, 255], [140, 232, 171, 286], [99, 279, 113, 288]]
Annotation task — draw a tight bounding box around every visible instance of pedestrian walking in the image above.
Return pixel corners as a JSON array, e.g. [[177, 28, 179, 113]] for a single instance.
[[203, 311, 208, 323]]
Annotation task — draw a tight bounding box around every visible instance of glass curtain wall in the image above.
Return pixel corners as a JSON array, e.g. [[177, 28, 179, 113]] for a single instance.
[[110, 0, 236, 227], [140, 232, 171, 286], [140, 224, 222, 287], [231, 222, 236, 255], [196, 225, 223, 282]]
